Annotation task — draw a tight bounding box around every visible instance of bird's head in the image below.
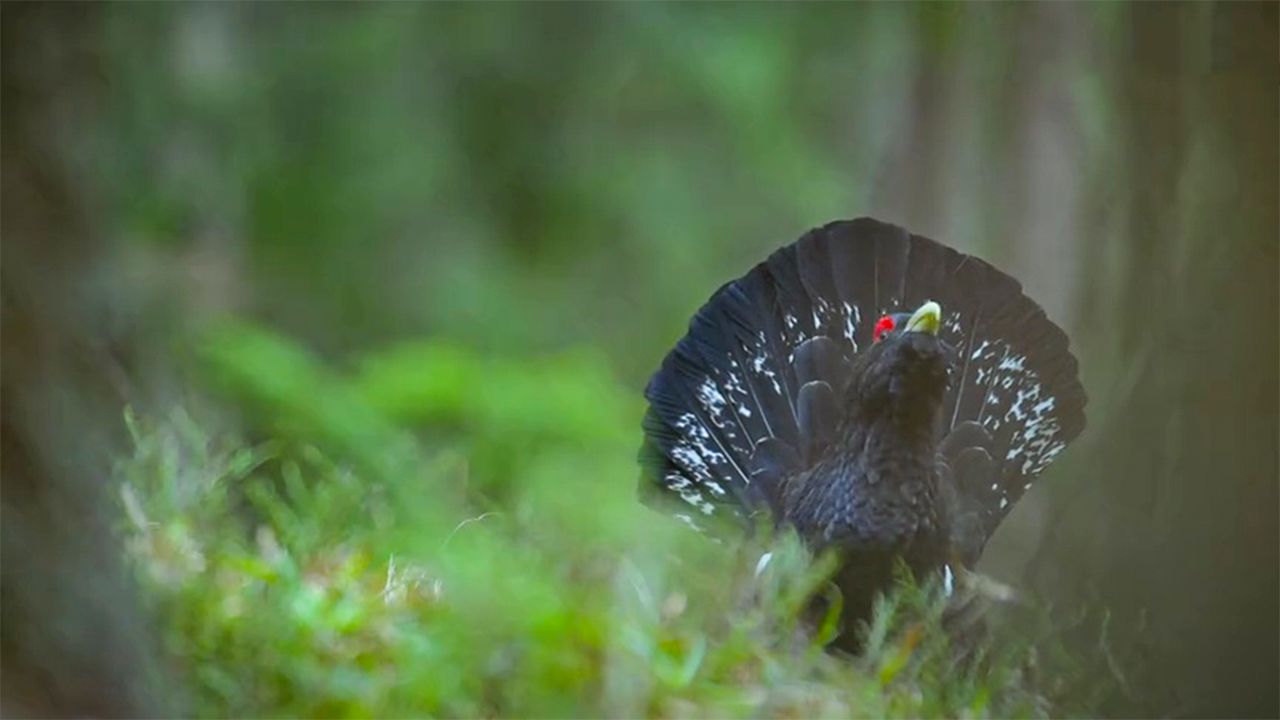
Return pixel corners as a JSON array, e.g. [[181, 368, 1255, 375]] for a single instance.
[[845, 300, 950, 425]]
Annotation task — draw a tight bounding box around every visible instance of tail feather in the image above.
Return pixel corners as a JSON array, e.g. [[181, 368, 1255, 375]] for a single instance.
[[640, 218, 1087, 551], [763, 244, 827, 363], [732, 270, 805, 446], [690, 284, 795, 448], [793, 337, 851, 389], [821, 219, 912, 345]]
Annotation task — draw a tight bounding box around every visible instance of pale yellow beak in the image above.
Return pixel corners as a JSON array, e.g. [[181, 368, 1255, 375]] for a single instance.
[[904, 300, 942, 335]]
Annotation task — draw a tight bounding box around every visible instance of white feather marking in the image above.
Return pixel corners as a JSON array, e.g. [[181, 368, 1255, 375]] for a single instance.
[[842, 302, 858, 343], [696, 378, 727, 418], [723, 371, 747, 397], [998, 354, 1027, 372]]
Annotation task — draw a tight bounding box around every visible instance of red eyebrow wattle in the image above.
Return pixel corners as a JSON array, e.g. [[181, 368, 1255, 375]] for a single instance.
[[873, 315, 895, 341]]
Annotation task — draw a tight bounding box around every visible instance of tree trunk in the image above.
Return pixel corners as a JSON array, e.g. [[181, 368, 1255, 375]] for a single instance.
[[1, 5, 168, 716]]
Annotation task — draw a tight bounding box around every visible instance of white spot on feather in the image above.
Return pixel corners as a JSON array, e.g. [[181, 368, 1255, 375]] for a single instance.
[[696, 378, 727, 418], [723, 371, 746, 397], [998, 354, 1027, 372], [764, 368, 781, 394]]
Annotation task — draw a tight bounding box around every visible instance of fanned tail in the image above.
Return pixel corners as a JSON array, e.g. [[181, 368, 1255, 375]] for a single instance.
[[640, 218, 1086, 553]]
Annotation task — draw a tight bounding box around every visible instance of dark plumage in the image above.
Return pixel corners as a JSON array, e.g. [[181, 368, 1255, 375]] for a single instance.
[[639, 217, 1086, 644]]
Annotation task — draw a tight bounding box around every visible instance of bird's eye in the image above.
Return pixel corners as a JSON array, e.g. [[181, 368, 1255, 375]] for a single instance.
[[873, 315, 895, 342]]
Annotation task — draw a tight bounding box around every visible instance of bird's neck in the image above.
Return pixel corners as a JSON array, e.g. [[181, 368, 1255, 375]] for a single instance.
[[837, 399, 941, 469]]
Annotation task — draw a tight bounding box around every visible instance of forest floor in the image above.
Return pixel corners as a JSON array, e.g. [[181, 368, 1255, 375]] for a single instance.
[[114, 325, 1108, 718]]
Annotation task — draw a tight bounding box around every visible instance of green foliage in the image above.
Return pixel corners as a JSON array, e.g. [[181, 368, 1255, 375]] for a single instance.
[[114, 323, 1095, 718], [77, 3, 1279, 716]]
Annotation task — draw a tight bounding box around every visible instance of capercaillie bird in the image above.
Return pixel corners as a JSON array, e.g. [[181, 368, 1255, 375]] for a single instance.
[[639, 218, 1086, 646]]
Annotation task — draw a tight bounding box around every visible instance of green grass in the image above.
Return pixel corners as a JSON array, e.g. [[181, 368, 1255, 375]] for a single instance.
[[115, 324, 1101, 718]]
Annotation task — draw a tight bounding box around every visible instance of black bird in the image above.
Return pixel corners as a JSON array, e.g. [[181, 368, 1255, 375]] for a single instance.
[[639, 218, 1086, 643]]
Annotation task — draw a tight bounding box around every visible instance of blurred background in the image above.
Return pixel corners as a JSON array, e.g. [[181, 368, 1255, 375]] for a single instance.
[[3, 3, 1276, 717]]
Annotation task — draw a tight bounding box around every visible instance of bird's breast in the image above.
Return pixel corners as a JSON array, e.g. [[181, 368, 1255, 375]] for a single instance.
[[782, 446, 944, 553]]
